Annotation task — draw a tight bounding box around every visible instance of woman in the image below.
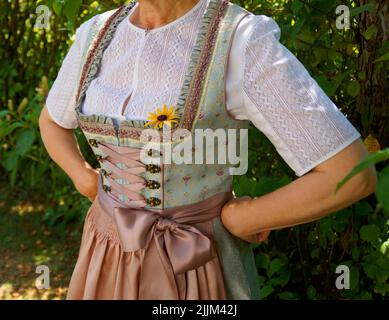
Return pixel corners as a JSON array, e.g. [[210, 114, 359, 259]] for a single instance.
[[39, 0, 377, 300]]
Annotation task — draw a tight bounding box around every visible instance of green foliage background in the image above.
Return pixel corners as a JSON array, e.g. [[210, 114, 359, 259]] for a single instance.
[[0, 0, 388, 299]]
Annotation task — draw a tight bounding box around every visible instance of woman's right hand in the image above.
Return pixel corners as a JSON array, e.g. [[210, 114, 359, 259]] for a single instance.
[[72, 166, 100, 202], [39, 106, 100, 202]]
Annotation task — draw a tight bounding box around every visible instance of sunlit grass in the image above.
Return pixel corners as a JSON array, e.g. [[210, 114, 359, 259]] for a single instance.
[[0, 184, 82, 300], [10, 203, 45, 216]]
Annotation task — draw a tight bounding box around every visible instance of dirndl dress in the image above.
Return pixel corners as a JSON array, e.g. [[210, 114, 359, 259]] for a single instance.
[[66, 0, 260, 300]]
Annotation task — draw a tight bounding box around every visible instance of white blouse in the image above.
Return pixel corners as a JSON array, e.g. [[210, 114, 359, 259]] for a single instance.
[[46, 0, 361, 176]]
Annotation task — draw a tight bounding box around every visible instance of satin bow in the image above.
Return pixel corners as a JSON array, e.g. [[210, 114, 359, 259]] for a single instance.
[[113, 206, 218, 274]]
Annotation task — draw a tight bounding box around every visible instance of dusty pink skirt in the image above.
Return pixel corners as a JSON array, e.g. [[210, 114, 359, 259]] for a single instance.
[[66, 190, 229, 300]]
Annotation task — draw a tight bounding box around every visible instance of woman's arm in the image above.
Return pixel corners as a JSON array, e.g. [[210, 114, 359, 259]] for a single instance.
[[39, 105, 99, 201], [221, 138, 377, 242]]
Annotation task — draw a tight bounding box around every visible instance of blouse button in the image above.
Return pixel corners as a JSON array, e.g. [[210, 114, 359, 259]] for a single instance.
[[145, 164, 161, 173], [147, 197, 161, 207], [145, 180, 160, 190], [89, 139, 98, 147], [96, 154, 103, 161]]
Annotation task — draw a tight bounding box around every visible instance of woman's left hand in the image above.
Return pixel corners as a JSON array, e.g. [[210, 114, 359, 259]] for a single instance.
[[221, 196, 271, 244]]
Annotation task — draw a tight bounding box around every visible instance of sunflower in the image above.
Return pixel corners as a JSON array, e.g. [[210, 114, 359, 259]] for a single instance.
[[144, 104, 179, 129]]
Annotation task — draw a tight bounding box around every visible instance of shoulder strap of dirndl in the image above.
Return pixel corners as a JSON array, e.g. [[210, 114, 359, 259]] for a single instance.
[[74, 2, 136, 112]]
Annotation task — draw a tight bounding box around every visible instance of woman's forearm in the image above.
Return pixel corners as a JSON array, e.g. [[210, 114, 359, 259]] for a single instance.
[[225, 167, 373, 237], [221, 140, 377, 237], [39, 105, 98, 200]]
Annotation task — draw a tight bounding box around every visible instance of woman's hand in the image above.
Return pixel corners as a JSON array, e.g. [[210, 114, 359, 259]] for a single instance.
[[221, 196, 271, 244], [39, 106, 100, 203], [72, 167, 100, 202]]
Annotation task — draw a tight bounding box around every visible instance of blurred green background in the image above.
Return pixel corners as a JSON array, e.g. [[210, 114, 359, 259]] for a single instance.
[[0, 0, 388, 300]]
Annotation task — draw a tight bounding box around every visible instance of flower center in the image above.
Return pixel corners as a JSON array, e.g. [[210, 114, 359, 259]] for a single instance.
[[157, 115, 168, 121]]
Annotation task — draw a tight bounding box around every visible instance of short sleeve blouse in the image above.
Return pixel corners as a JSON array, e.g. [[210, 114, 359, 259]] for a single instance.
[[45, 0, 361, 177]]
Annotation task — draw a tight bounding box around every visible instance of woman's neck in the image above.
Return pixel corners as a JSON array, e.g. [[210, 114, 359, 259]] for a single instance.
[[130, 0, 200, 30]]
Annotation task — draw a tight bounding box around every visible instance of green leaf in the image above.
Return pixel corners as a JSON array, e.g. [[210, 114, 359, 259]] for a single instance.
[[0, 110, 9, 118], [362, 262, 377, 281], [290, 19, 305, 38], [374, 53, 389, 63], [52, 0, 63, 16], [291, 1, 304, 13], [2, 150, 19, 171], [269, 258, 286, 276], [332, 214, 348, 232], [354, 200, 373, 216], [257, 275, 267, 286], [259, 285, 274, 299], [359, 291, 373, 300], [16, 129, 36, 156], [255, 253, 270, 270], [380, 240, 389, 255], [350, 266, 360, 290], [312, 0, 336, 13], [269, 270, 290, 287], [376, 166, 389, 212], [350, 3, 375, 17], [234, 175, 256, 197], [352, 247, 360, 261], [330, 72, 349, 95], [364, 26, 378, 40], [319, 217, 333, 235], [374, 282, 389, 296], [0, 122, 24, 138], [63, 0, 82, 22], [307, 285, 317, 299], [336, 148, 389, 192], [347, 81, 361, 97], [360, 224, 380, 244], [296, 31, 315, 45]]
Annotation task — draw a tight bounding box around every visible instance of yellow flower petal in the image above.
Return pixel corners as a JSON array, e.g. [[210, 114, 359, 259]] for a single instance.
[[144, 104, 180, 129]]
